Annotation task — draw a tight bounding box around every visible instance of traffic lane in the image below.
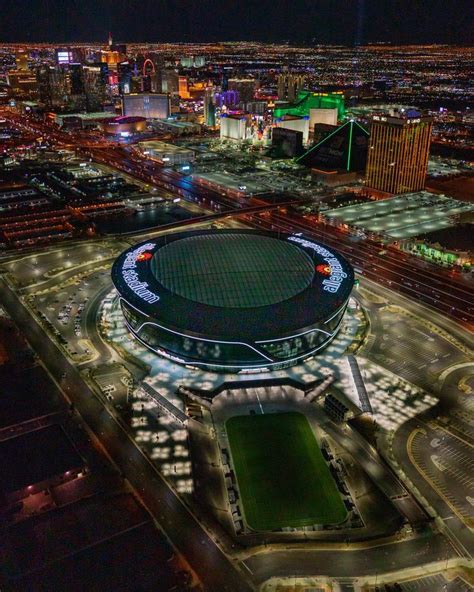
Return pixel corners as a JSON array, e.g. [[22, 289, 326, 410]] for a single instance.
[[438, 366, 474, 411], [86, 408, 249, 592], [268, 213, 473, 318], [315, 412, 427, 523], [244, 533, 454, 583], [3, 244, 105, 285], [304, 223, 474, 348], [86, 147, 251, 212], [326, 423, 405, 496], [29, 268, 112, 360], [361, 278, 474, 353], [2, 283, 253, 591], [0, 279, 253, 592], [21, 257, 115, 294], [367, 313, 467, 390], [94, 145, 470, 316], [256, 216, 471, 323], [287, 215, 473, 299], [3, 115, 471, 305], [273, 211, 473, 301], [264, 211, 473, 317], [82, 278, 116, 362]]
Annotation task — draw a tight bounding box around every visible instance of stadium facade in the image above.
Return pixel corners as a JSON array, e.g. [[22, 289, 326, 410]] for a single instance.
[[111, 230, 354, 372]]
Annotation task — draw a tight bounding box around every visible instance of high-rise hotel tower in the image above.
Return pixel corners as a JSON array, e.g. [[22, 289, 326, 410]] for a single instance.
[[365, 111, 432, 194]]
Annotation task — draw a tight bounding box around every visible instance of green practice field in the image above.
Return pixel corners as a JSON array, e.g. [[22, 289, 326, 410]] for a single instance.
[[226, 412, 347, 531]]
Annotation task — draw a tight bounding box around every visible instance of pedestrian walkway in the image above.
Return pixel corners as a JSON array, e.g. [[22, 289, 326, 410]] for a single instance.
[[140, 382, 188, 425], [347, 355, 372, 413]]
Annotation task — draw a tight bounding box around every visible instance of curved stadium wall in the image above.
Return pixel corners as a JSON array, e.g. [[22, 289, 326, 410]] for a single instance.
[[112, 229, 354, 372]]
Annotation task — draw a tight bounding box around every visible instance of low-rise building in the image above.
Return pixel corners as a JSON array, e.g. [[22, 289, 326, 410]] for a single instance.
[[139, 141, 195, 165], [402, 224, 473, 270]]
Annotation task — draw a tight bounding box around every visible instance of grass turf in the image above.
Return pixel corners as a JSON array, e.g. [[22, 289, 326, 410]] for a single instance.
[[226, 411, 347, 531]]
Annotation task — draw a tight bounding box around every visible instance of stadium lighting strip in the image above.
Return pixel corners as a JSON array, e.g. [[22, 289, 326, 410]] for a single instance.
[[123, 318, 343, 370], [122, 296, 343, 361], [137, 320, 275, 362], [119, 296, 275, 361], [255, 324, 334, 343], [119, 296, 151, 319], [119, 297, 344, 370], [321, 302, 349, 326]]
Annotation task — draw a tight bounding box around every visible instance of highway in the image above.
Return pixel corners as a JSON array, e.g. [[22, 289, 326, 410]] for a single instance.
[[394, 419, 474, 560], [0, 275, 254, 592], [258, 211, 473, 327], [2, 255, 469, 586]]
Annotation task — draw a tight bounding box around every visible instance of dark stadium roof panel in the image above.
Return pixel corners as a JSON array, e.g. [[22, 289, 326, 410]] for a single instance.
[[111, 229, 354, 343], [151, 233, 314, 308]]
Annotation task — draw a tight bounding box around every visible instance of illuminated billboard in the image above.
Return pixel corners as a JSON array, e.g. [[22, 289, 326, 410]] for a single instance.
[[56, 50, 73, 65]]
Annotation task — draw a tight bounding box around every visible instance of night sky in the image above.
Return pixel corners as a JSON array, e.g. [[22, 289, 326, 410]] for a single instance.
[[1, 0, 472, 45]]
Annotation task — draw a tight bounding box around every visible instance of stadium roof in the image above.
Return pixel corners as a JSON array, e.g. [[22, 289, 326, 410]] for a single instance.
[[151, 234, 314, 308], [112, 229, 354, 342]]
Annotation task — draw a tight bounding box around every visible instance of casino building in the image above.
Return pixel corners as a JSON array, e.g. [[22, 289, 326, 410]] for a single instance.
[[111, 230, 354, 372]]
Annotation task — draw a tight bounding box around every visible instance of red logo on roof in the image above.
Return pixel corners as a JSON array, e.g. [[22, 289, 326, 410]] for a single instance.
[[316, 264, 331, 276], [136, 252, 153, 262]]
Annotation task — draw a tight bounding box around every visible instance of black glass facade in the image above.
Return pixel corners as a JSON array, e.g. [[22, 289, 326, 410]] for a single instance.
[[112, 230, 354, 373], [120, 299, 347, 372]]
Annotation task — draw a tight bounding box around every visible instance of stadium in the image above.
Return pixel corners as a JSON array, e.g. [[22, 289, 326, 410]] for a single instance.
[[111, 229, 354, 372]]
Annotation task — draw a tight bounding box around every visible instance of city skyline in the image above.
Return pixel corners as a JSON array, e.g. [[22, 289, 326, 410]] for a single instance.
[[0, 27, 472, 592]]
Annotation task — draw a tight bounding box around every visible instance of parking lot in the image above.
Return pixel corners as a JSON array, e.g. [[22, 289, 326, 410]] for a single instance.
[[410, 425, 474, 521], [367, 307, 467, 392], [368, 573, 472, 591], [4, 242, 117, 289], [31, 266, 114, 362]]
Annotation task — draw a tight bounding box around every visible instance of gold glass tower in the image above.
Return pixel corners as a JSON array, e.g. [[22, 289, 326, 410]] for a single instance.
[[365, 113, 433, 194]]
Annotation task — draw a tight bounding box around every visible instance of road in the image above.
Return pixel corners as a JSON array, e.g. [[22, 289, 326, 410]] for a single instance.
[[0, 275, 254, 592], [2, 112, 473, 586], [360, 287, 470, 393], [2, 265, 468, 586], [259, 210, 473, 327], [3, 250, 469, 586], [351, 278, 474, 560], [243, 532, 454, 584], [321, 421, 427, 524]]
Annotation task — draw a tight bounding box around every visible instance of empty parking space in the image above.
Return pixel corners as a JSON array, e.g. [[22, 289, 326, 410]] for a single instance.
[[411, 429, 473, 519]]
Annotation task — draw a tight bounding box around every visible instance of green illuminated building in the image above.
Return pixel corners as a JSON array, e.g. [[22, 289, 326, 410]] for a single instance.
[[274, 91, 345, 121], [407, 224, 473, 269]]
